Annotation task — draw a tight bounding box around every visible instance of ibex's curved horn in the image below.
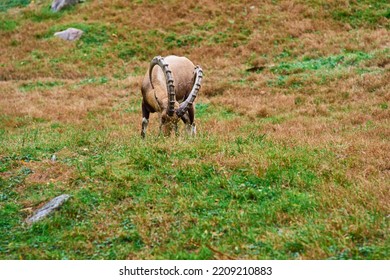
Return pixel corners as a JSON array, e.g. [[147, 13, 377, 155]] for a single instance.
[[176, 66, 203, 118], [149, 56, 176, 117]]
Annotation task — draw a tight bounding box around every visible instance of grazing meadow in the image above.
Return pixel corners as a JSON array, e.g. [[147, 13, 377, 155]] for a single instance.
[[0, 0, 389, 259]]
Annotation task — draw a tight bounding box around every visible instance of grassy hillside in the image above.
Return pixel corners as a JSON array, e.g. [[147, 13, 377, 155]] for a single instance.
[[0, 0, 389, 259]]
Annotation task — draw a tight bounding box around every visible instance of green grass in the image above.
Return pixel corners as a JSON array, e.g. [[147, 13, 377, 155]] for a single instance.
[[267, 50, 383, 88], [0, 0, 29, 12], [19, 81, 64, 91], [0, 18, 17, 31], [0, 118, 387, 259], [23, 6, 64, 22], [331, 0, 390, 28], [164, 32, 204, 49], [271, 51, 374, 75]]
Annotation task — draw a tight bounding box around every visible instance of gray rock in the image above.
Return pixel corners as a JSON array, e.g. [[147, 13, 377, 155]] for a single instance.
[[54, 28, 83, 41], [26, 194, 70, 224], [51, 0, 80, 12]]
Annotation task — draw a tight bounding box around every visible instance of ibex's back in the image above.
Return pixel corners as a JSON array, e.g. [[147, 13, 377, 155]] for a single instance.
[[141, 56, 195, 108], [140, 55, 203, 137]]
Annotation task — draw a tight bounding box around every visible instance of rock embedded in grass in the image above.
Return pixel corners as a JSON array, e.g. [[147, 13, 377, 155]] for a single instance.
[[54, 28, 84, 41], [25, 194, 70, 224], [51, 0, 81, 12]]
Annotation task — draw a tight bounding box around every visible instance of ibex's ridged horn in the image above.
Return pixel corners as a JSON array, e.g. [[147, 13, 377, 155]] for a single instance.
[[176, 66, 203, 117], [149, 56, 176, 117]]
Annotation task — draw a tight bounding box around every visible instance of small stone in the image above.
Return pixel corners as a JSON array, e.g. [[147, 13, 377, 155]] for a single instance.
[[26, 194, 70, 224], [54, 28, 83, 41], [51, 0, 80, 12]]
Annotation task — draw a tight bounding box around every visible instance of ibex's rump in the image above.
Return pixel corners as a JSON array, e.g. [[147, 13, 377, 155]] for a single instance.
[[141, 55, 203, 137]]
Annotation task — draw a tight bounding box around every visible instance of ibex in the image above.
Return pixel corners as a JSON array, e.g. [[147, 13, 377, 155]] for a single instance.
[[140, 55, 203, 137]]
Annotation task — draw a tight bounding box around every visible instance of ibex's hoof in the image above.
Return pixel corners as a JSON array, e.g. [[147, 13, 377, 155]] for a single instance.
[[192, 124, 197, 135]]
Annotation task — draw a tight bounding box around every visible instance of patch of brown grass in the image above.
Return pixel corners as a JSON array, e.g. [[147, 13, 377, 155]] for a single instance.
[[23, 160, 75, 185], [0, 79, 134, 124]]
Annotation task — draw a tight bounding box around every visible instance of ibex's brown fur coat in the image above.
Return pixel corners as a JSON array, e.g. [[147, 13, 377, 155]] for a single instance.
[[141, 55, 202, 137]]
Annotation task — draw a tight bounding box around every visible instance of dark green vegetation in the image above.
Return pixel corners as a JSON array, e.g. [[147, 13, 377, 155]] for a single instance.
[[0, 0, 389, 259], [0, 0, 29, 12], [331, 0, 390, 28]]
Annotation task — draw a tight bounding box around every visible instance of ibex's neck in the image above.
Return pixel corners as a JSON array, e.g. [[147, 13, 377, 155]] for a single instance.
[[153, 85, 168, 110]]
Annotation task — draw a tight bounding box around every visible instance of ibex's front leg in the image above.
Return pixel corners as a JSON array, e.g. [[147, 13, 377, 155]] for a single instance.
[[141, 102, 150, 138], [181, 105, 196, 136], [187, 105, 196, 135], [176, 66, 202, 136]]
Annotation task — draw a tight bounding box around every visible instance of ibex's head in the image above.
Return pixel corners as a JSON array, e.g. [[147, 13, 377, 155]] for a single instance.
[[160, 110, 179, 136], [149, 56, 202, 136]]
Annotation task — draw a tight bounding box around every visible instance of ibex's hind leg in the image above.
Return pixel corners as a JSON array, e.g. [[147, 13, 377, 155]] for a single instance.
[[141, 102, 150, 138]]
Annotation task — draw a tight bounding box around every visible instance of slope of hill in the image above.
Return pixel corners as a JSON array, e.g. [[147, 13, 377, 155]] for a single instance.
[[0, 0, 389, 259]]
